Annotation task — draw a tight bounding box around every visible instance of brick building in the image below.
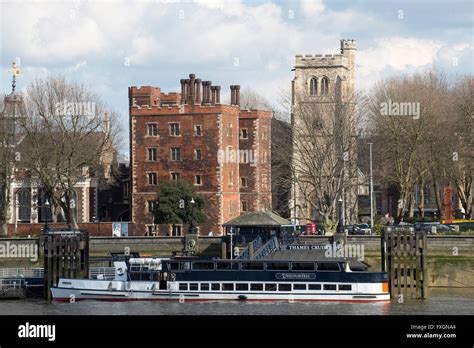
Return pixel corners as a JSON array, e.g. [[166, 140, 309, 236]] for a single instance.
[[129, 73, 271, 236]]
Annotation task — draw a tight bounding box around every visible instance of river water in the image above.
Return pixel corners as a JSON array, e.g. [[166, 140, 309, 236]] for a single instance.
[[0, 288, 473, 315]]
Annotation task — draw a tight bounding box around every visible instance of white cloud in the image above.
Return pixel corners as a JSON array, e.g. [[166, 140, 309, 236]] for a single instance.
[[1, 0, 472, 140], [300, 0, 325, 17], [357, 37, 444, 89]]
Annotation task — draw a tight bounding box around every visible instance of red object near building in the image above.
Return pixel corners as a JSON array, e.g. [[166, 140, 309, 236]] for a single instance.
[[305, 223, 316, 235], [444, 185, 453, 224]]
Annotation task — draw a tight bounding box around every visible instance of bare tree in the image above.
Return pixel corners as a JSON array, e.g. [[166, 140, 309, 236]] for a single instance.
[[237, 87, 273, 111], [450, 76, 474, 219], [18, 76, 121, 229], [367, 71, 450, 222]]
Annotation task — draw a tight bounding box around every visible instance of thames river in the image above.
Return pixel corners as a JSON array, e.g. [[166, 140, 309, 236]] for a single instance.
[[0, 288, 473, 315]]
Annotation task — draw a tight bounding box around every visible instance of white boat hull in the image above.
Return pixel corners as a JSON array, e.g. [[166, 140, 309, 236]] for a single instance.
[[51, 279, 390, 302]]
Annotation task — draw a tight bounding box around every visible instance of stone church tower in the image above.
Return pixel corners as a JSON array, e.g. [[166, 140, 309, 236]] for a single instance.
[[290, 39, 358, 227]]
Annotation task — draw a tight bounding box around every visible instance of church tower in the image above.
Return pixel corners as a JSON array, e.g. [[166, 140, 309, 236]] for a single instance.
[[290, 39, 358, 228]]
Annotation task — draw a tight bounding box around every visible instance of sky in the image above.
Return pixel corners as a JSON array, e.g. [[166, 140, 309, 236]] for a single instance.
[[1, 0, 473, 156]]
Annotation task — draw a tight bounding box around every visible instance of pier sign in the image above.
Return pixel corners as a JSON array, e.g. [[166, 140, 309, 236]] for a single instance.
[[284, 244, 329, 251]]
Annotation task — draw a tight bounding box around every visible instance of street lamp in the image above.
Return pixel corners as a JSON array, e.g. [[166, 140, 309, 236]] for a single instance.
[[188, 198, 196, 234], [337, 198, 343, 233], [229, 227, 234, 260], [43, 198, 52, 232], [368, 143, 374, 231]]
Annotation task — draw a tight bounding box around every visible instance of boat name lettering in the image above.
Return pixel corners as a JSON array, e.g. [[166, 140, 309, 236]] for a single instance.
[[276, 273, 316, 280]]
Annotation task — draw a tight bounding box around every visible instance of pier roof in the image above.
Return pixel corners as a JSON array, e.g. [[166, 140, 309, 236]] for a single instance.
[[223, 211, 290, 227]]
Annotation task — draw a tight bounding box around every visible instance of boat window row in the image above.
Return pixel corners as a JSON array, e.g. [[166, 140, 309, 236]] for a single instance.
[[167, 261, 341, 272], [177, 283, 352, 292]]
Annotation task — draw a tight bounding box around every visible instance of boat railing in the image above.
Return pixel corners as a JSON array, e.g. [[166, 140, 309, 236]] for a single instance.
[[89, 267, 116, 280], [0, 278, 28, 289], [279, 233, 300, 247], [0, 268, 44, 279], [253, 236, 280, 260], [236, 235, 263, 260]]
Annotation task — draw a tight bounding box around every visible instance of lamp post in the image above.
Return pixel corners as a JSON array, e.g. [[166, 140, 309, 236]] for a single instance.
[[368, 143, 374, 231], [229, 227, 234, 260], [43, 198, 52, 232], [188, 197, 196, 234], [337, 198, 343, 233]]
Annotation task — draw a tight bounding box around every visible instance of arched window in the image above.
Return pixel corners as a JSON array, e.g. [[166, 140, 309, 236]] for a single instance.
[[17, 188, 31, 222], [321, 77, 329, 95], [309, 77, 318, 96]]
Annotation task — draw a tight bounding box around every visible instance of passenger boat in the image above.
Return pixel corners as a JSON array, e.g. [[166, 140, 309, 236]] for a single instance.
[[51, 256, 390, 302]]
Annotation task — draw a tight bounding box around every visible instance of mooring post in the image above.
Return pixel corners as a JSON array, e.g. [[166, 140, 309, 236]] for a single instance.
[[383, 228, 428, 300], [221, 241, 227, 259], [42, 229, 90, 300], [421, 232, 428, 299]]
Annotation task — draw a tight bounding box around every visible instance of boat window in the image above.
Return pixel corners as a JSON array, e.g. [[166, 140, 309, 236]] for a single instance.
[[278, 284, 291, 291], [338, 284, 352, 291], [293, 284, 307, 290], [168, 262, 191, 272], [265, 283, 277, 291], [222, 283, 234, 291], [236, 283, 249, 291], [241, 262, 264, 271], [192, 262, 215, 271], [201, 283, 210, 291], [211, 283, 220, 291], [216, 261, 239, 270], [189, 283, 199, 291], [168, 262, 182, 271], [291, 262, 315, 271], [308, 284, 321, 290], [323, 284, 337, 291], [250, 283, 263, 291], [179, 283, 188, 291], [266, 262, 290, 271], [317, 262, 341, 271]]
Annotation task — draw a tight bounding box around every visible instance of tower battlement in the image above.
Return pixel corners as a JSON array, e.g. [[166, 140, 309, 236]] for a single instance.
[[340, 39, 357, 52]]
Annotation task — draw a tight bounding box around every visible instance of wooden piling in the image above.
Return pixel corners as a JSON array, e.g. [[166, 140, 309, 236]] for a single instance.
[[42, 229, 89, 300], [381, 228, 428, 299]]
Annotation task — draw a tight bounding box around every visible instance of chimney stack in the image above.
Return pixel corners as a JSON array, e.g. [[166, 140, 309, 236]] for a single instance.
[[180, 79, 186, 104], [235, 85, 240, 106], [184, 79, 190, 104], [211, 86, 217, 105], [188, 74, 196, 104], [215, 86, 221, 104], [195, 78, 202, 105], [230, 85, 240, 106]]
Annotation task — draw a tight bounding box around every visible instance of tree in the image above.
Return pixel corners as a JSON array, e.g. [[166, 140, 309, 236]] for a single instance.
[[366, 71, 448, 222], [18, 76, 121, 229], [153, 180, 206, 234], [449, 76, 474, 219]]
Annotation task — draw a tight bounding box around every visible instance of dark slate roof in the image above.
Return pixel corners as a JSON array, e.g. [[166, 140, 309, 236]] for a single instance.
[[223, 211, 290, 227]]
